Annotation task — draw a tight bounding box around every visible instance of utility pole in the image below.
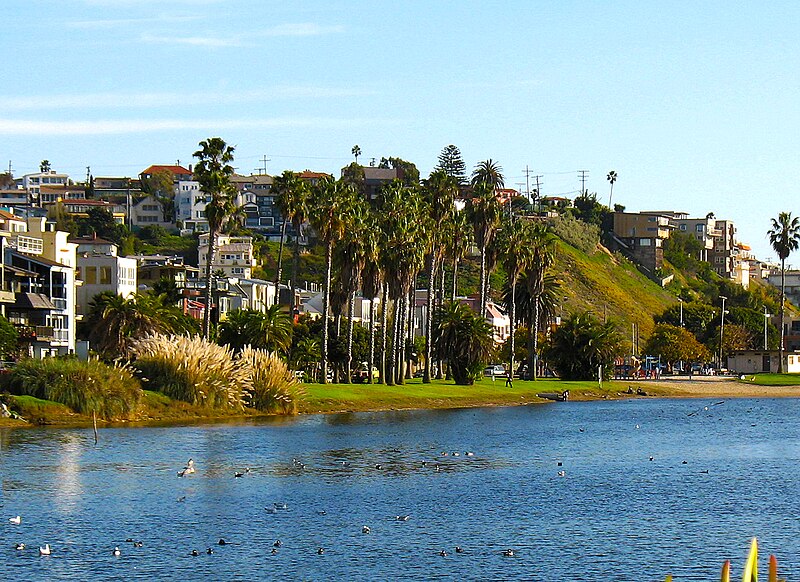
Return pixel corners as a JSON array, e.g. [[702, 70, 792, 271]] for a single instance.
[[764, 306, 771, 350], [86, 166, 91, 184], [578, 169, 589, 194], [534, 174, 542, 211], [259, 154, 270, 175], [7, 161, 12, 175], [719, 295, 728, 370], [523, 165, 532, 203]]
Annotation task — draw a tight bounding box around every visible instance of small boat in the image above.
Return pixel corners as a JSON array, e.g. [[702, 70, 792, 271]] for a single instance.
[[537, 390, 569, 402]]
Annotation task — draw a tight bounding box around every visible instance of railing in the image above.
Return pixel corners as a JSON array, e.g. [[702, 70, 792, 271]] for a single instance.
[[16, 325, 55, 341]]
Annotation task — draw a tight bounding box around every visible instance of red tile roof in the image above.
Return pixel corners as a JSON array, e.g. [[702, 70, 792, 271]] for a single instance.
[[141, 165, 192, 176]]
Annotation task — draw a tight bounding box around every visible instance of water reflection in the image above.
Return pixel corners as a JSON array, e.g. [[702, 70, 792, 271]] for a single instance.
[[54, 434, 84, 514]]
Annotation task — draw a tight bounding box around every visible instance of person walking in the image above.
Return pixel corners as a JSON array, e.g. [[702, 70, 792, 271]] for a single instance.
[[505, 368, 513, 388]]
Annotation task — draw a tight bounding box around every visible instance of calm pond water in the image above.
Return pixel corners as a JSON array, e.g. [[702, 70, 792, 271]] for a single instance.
[[1, 398, 799, 581]]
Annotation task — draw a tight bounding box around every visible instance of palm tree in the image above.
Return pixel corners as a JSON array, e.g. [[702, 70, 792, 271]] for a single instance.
[[768, 211, 800, 372], [434, 301, 494, 385], [336, 196, 371, 382], [445, 209, 472, 301], [606, 170, 618, 208], [545, 312, 624, 380], [308, 177, 356, 383], [217, 306, 293, 354], [272, 171, 307, 299], [471, 159, 505, 192], [421, 170, 458, 383], [193, 137, 236, 338], [361, 219, 383, 384], [524, 224, 556, 380], [351, 145, 361, 164], [468, 182, 502, 318], [500, 220, 535, 378], [379, 181, 431, 384]]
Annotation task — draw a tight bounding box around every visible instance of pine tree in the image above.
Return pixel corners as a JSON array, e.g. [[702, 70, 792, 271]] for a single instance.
[[435, 145, 467, 185]]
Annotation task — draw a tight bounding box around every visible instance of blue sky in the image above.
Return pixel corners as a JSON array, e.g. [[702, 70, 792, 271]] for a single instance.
[[5, 1, 800, 261]]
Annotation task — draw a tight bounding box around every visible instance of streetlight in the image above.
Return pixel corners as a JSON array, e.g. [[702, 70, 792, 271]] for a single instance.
[[678, 297, 684, 327], [718, 295, 727, 370]]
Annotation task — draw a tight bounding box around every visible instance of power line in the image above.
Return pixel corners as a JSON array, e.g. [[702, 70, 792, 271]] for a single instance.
[[578, 169, 589, 194]]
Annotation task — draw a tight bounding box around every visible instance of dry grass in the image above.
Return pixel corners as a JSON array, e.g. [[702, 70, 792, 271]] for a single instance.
[[239, 347, 305, 414]]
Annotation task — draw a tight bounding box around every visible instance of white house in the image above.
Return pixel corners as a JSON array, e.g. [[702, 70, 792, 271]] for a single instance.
[[73, 235, 138, 317], [175, 180, 209, 233], [198, 234, 255, 279], [728, 350, 800, 374], [132, 194, 174, 231]]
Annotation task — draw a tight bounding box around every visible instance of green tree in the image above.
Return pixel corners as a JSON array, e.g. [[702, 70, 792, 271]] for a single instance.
[[606, 170, 618, 208], [468, 182, 502, 318], [656, 301, 718, 344], [523, 224, 556, 380], [664, 230, 705, 270], [141, 169, 176, 222], [193, 137, 236, 338], [273, 171, 309, 294], [421, 170, 458, 382], [643, 323, 711, 369], [308, 177, 356, 383], [217, 306, 293, 354], [378, 157, 420, 186], [40, 160, 51, 173], [544, 312, 624, 381], [78, 207, 128, 244], [0, 315, 20, 360], [434, 301, 493, 385], [152, 277, 182, 305], [351, 144, 362, 164], [435, 144, 467, 186], [500, 220, 535, 378], [767, 211, 800, 372]]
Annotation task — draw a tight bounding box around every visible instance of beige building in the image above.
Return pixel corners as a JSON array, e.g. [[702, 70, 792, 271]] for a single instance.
[[612, 211, 674, 271], [198, 234, 256, 279]]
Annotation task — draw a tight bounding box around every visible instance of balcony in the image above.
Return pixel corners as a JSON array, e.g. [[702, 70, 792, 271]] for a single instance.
[[16, 325, 55, 341]]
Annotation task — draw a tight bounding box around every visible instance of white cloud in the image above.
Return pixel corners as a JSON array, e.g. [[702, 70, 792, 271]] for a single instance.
[[0, 86, 375, 111], [0, 117, 387, 136], [140, 32, 243, 47]]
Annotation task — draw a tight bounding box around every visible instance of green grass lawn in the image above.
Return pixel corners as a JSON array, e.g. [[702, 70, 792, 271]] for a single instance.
[[299, 376, 626, 413], [738, 373, 800, 386]]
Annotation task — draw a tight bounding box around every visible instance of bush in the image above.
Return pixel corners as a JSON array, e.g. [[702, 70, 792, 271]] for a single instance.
[[548, 214, 600, 254], [132, 335, 251, 410], [239, 347, 305, 414], [2, 357, 142, 420]]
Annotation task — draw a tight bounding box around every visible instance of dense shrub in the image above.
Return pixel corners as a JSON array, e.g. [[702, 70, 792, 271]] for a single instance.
[[2, 357, 142, 420], [548, 214, 600, 254], [132, 335, 251, 410], [239, 347, 305, 414]]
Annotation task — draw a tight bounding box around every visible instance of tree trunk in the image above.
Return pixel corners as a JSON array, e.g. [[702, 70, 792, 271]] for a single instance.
[[406, 286, 414, 380], [291, 219, 302, 293], [368, 292, 376, 384], [380, 284, 389, 384], [452, 255, 459, 302], [424, 252, 435, 383], [390, 295, 401, 385], [509, 279, 516, 379], [436, 261, 445, 380], [479, 245, 487, 317], [321, 242, 332, 384], [526, 302, 535, 381], [203, 230, 217, 338], [274, 219, 287, 306], [533, 300, 540, 381], [397, 293, 406, 385], [779, 258, 786, 373], [346, 291, 355, 384]]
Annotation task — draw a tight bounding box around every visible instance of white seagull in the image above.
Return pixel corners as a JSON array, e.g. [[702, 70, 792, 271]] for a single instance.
[[39, 544, 51, 556], [9, 516, 21, 525]]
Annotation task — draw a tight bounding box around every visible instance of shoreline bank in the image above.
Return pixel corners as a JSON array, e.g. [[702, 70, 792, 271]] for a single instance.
[[2, 377, 800, 429]]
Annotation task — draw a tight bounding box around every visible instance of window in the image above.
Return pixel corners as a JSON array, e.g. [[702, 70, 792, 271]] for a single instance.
[[100, 267, 112, 285], [232, 267, 244, 275], [639, 238, 651, 246], [679, 224, 687, 231], [85, 266, 97, 284], [696, 224, 704, 232]]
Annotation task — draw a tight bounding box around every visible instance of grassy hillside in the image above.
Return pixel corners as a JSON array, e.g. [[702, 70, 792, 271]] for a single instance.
[[555, 240, 676, 343]]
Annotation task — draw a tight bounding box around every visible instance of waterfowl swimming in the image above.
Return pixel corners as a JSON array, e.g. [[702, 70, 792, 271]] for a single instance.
[[439, 549, 448, 557], [557, 461, 563, 466], [271, 548, 278, 555], [317, 510, 327, 516], [455, 546, 464, 553], [178, 459, 196, 477], [176, 496, 186, 503], [395, 515, 410, 521], [39, 544, 51, 556], [206, 548, 214, 555], [125, 538, 134, 542], [234, 472, 244, 478], [502, 549, 515, 557], [374, 464, 383, 469], [113, 547, 121, 556], [218, 539, 229, 546], [134, 541, 143, 548], [191, 549, 199, 556], [465, 452, 474, 457], [15, 543, 25, 550], [273, 540, 282, 548], [649, 456, 654, 461], [265, 507, 277, 514], [9, 516, 21, 525], [557, 470, 566, 477], [317, 547, 325, 555], [362, 526, 371, 534], [274, 503, 288, 510]]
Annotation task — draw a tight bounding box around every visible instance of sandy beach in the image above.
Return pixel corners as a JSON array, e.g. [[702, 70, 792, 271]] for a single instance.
[[579, 376, 800, 401]]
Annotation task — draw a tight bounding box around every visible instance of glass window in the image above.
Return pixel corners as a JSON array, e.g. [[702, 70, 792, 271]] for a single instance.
[[85, 266, 97, 284], [100, 267, 112, 285]]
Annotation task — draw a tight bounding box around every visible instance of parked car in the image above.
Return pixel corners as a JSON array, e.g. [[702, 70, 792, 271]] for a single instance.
[[352, 363, 380, 383], [484, 364, 507, 378]]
